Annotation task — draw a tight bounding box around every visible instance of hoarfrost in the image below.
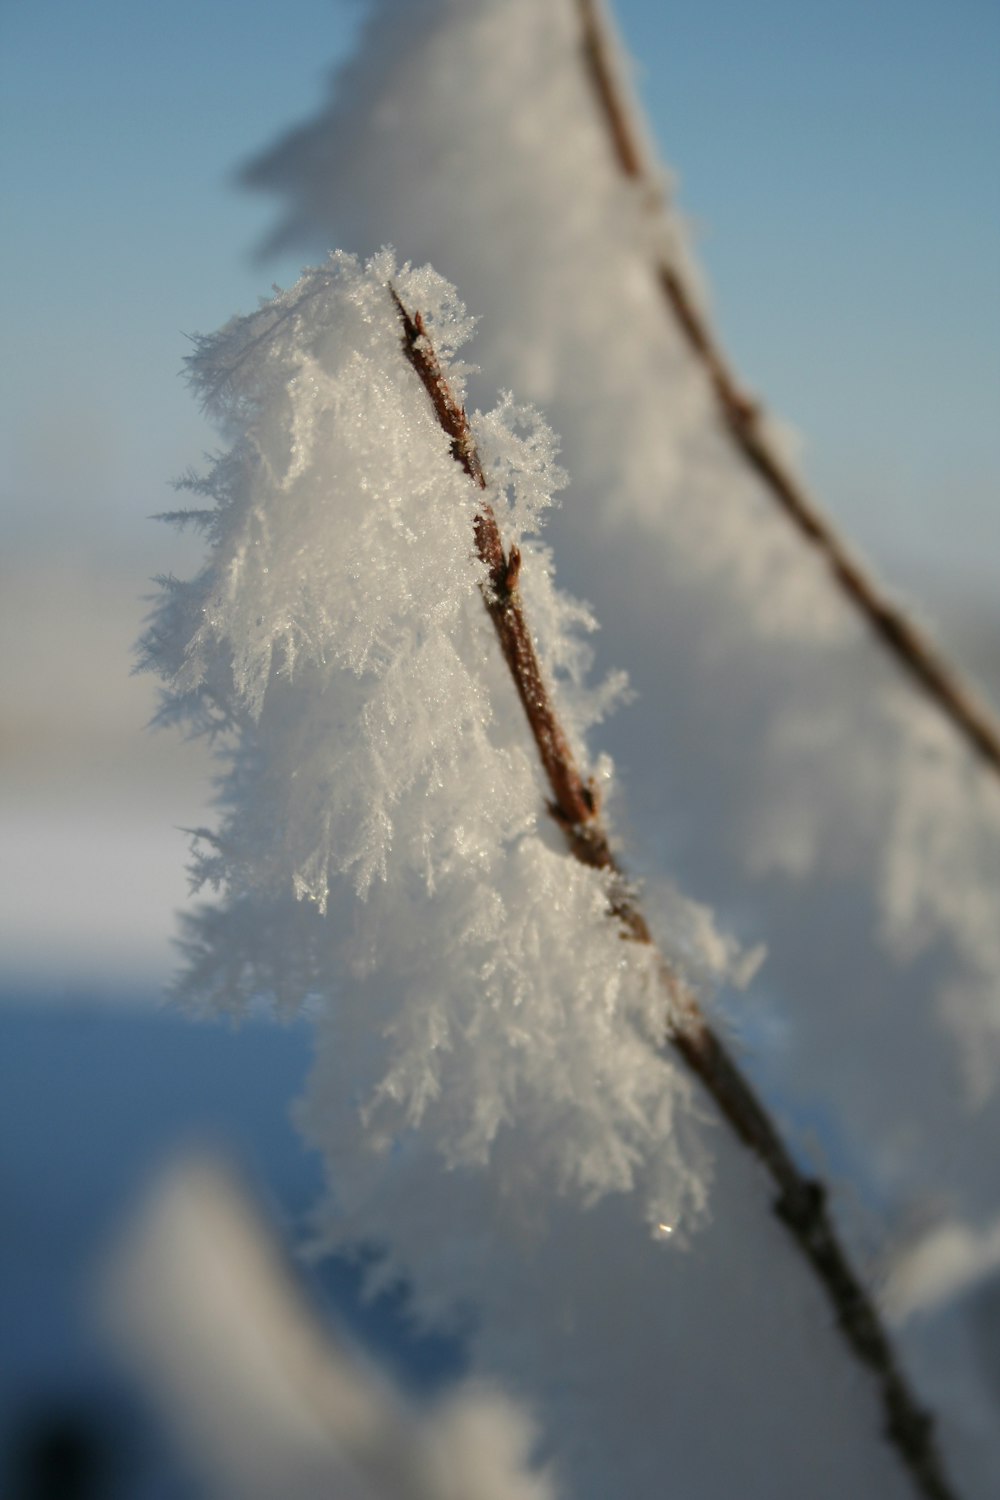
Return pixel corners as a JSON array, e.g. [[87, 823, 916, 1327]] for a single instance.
[[241, 0, 1000, 1225], [237, 3, 1000, 1488], [142, 249, 728, 1237]]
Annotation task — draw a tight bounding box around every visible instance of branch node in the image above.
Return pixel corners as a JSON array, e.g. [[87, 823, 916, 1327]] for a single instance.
[[504, 544, 522, 594], [774, 1178, 827, 1235], [546, 798, 575, 830]]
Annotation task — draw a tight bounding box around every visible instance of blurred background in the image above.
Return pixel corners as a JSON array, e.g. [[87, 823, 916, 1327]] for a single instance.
[[2, 0, 998, 1493]]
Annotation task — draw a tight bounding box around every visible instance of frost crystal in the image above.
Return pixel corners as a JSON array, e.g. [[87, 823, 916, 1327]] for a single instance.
[[242, 0, 1000, 1227], [143, 250, 724, 1233]]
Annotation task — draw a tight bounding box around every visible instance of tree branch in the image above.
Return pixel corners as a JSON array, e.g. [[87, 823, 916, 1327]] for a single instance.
[[391, 284, 959, 1500], [575, 0, 1000, 782]]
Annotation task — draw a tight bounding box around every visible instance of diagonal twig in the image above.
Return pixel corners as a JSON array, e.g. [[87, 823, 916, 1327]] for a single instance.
[[390, 283, 960, 1500], [575, 0, 1000, 781]]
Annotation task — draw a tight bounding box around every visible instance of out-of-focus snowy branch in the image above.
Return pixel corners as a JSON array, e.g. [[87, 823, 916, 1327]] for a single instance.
[[574, 0, 1000, 782], [101, 1156, 555, 1500]]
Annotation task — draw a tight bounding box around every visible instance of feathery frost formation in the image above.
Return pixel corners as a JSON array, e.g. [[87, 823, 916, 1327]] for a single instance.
[[142, 250, 728, 1236], [237, 3, 1000, 1488], [144, 252, 939, 1500], [243, 0, 1000, 1253], [144, 250, 938, 1498], [243, 0, 1000, 1139]]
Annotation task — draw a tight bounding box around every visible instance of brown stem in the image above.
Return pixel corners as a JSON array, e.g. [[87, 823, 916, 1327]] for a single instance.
[[575, 0, 1000, 782], [390, 286, 642, 929], [391, 284, 959, 1500]]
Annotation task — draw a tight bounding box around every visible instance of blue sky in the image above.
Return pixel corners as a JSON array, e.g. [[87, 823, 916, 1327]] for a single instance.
[[2, 0, 998, 592]]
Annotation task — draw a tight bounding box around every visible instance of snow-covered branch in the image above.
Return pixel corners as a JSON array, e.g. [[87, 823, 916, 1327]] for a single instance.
[[142, 245, 961, 1499], [143, 250, 708, 1230], [574, 0, 1000, 782], [388, 279, 958, 1500]]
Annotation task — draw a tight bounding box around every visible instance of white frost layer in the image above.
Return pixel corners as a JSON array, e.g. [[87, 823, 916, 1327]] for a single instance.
[[239, 1, 1000, 1491], [142, 250, 729, 1236], [242, 0, 1000, 1247], [147, 252, 946, 1500]]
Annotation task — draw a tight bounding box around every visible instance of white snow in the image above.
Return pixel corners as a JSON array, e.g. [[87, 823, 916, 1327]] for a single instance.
[[241, 0, 1000, 1196], [143, 246, 936, 1500], [228, 0, 1000, 1492], [141, 250, 735, 1236]]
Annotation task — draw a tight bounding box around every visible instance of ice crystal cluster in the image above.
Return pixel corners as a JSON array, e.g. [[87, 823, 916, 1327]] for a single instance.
[[233, 5, 1000, 1489], [245, 0, 1000, 1231], [142, 250, 722, 1238]]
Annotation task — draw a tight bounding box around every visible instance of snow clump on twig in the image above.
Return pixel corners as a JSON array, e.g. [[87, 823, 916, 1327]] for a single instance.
[[140, 249, 744, 1235]]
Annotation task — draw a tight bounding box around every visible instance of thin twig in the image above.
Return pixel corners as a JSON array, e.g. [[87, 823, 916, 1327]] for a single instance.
[[391, 284, 959, 1500], [575, 0, 1000, 781], [389, 285, 646, 934]]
